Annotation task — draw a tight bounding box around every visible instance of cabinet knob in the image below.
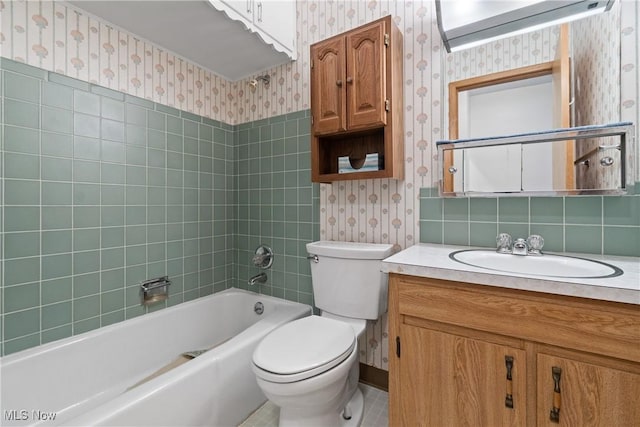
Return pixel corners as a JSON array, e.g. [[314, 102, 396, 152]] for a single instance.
[[336, 80, 343, 87], [346, 77, 353, 84]]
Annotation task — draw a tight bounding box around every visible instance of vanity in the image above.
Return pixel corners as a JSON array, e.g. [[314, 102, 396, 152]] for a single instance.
[[384, 244, 640, 426]]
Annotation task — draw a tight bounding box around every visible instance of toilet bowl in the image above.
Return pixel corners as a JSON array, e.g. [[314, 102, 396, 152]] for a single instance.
[[252, 315, 364, 427], [251, 241, 395, 427]]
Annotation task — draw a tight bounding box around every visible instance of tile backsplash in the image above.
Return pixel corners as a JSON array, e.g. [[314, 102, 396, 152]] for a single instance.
[[419, 188, 640, 257], [1, 58, 235, 355]]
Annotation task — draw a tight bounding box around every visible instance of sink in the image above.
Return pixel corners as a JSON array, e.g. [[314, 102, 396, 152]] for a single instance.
[[449, 249, 623, 279]]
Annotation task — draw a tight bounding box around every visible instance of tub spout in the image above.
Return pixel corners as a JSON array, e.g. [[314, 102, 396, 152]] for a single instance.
[[248, 272, 267, 286]]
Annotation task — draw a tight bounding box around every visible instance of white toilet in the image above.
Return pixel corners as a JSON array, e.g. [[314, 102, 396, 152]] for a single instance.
[[252, 241, 394, 427]]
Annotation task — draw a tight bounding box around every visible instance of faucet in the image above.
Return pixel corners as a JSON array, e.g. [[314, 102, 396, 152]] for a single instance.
[[511, 238, 528, 256], [496, 233, 544, 256], [248, 272, 267, 286]]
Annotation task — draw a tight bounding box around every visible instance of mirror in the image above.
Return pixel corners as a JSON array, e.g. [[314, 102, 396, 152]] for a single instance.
[[441, 3, 627, 196]]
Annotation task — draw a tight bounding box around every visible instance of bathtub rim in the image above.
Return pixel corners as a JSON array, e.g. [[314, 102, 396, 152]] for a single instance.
[[0, 288, 311, 365]]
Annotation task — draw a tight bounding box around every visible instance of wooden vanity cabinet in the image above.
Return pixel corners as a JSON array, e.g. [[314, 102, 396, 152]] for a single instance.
[[388, 274, 640, 427], [310, 15, 403, 182]]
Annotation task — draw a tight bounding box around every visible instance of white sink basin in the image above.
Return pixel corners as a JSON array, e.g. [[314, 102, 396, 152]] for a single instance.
[[450, 249, 623, 279]]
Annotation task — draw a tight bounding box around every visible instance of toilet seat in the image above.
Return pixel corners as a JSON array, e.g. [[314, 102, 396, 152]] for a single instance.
[[253, 315, 356, 383]]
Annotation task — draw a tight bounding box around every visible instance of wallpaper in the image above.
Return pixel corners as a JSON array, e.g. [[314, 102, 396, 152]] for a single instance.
[[1, 0, 638, 370], [0, 0, 235, 121]]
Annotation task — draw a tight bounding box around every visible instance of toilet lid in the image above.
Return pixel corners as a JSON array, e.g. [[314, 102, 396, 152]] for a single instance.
[[253, 316, 356, 377]]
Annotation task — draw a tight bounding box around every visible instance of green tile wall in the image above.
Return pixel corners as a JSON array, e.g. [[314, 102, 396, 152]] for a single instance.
[[233, 111, 320, 308], [419, 188, 640, 257], [1, 59, 236, 355]]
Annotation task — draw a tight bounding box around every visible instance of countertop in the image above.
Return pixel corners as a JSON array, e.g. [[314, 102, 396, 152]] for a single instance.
[[382, 243, 640, 305]]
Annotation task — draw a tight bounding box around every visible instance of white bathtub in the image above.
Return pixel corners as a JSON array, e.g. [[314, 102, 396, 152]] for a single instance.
[[0, 289, 311, 427]]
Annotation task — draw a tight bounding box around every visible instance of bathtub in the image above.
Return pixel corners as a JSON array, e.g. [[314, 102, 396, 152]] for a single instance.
[[0, 289, 311, 427]]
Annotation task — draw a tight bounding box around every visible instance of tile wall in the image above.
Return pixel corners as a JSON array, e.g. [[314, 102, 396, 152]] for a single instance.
[[232, 111, 319, 306], [0, 58, 235, 355], [419, 188, 640, 257]]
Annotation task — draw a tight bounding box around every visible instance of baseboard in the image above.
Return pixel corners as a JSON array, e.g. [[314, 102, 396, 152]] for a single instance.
[[359, 363, 389, 391]]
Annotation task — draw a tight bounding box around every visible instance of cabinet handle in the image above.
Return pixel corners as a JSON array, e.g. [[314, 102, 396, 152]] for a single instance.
[[346, 77, 353, 84], [336, 80, 343, 87], [246, 0, 251, 13], [257, 2, 263, 22], [505, 355, 514, 409], [549, 366, 562, 423]]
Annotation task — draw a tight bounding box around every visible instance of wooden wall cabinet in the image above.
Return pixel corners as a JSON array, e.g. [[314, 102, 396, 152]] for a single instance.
[[310, 15, 403, 182], [388, 274, 640, 427]]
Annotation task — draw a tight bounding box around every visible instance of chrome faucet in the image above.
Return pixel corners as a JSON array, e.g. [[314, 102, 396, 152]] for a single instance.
[[511, 238, 528, 256], [248, 272, 267, 286], [496, 234, 544, 256]]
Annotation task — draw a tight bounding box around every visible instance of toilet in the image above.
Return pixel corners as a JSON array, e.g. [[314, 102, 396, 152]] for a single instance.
[[252, 241, 395, 427]]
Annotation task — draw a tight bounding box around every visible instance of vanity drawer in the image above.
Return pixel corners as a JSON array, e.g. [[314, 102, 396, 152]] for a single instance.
[[393, 274, 640, 363]]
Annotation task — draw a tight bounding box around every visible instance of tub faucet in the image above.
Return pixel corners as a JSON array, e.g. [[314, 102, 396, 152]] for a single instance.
[[248, 272, 267, 286]]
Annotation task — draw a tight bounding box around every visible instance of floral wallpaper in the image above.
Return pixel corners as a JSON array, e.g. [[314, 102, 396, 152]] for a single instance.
[[0, 0, 234, 121], [1, 0, 637, 370]]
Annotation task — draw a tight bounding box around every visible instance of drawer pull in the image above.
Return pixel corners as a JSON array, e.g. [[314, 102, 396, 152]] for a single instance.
[[505, 355, 514, 409], [549, 366, 562, 423]]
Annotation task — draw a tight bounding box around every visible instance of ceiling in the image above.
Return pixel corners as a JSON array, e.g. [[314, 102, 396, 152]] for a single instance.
[[67, 1, 292, 81]]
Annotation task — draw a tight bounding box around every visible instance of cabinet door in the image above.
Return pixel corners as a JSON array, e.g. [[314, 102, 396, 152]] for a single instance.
[[537, 353, 640, 426], [209, 0, 253, 25], [345, 20, 387, 130], [311, 38, 347, 135], [252, 1, 296, 56], [398, 324, 526, 427]]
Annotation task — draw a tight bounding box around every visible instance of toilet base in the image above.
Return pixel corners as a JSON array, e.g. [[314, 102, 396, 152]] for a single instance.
[[278, 385, 364, 427]]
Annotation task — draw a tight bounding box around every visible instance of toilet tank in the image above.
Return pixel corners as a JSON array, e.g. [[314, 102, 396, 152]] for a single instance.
[[306, 241, 395, 320]]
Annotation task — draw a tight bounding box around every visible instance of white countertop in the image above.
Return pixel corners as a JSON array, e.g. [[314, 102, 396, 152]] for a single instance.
[[382, 243, 640, 305]]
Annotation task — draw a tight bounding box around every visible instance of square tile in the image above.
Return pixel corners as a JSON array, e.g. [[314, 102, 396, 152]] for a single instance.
[[4, 207, 40, 231], [4, 71, 40, 102], [5, 152, 40, 179], [498, 198, 529, 223], [443, 198, 468, 221], [42, 254, 72, 280], [4, 99, 40, 129], [4, 179, 40, 205], [4, 232, 40, 258], [565, 196, 602, 225], [470, 198, 497, 222], [603, 196, 640, 226], [43, 81, 73, 110], [603, 226, 640, 257], [42, 230, 72, 255], [4, 257, 40, 286], [3, 283, 40, 313], [4, 125, 39, 154], [74, 91, 100, 116], [42, 156, 72, 181], [530, 197, 564, 224], [74, 113, 100, 138], [4, 308, 40, 340], [42, 106, 73, 134], [565, 225, 602, 254]]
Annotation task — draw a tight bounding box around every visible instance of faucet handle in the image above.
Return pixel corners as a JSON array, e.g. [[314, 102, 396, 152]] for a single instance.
[[496, 233, 512, 253], [527, 235, 544, 255]]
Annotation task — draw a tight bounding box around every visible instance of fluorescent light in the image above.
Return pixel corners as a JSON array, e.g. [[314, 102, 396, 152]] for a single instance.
[[437, 0, 615, 53]]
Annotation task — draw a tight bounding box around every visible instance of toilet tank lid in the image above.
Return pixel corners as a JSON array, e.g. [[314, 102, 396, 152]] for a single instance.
[[306, 241, 395, 260]]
